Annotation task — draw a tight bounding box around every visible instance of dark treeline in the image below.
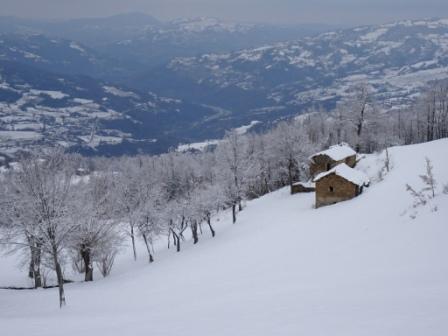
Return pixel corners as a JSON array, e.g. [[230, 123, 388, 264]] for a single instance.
[[0, 81, 447, 307]]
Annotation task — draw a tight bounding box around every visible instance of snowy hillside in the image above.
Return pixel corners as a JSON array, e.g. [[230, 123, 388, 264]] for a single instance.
[[1, 139, 448, 335]]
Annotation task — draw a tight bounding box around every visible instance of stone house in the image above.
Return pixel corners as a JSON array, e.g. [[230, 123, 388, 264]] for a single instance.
[[313, 163, 369, 208], [291, 181, 315, 194], [309, 143, 357, 177]]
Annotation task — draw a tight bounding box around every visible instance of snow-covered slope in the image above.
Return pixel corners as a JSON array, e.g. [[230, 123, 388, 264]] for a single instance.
[[1, 139, 448, 335]]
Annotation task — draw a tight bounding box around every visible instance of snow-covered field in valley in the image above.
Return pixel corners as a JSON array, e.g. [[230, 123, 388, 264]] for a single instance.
[[1, 139, 448, 335]]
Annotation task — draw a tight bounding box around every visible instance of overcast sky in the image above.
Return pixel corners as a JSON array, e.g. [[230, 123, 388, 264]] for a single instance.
[[1, 0, 447, 25]]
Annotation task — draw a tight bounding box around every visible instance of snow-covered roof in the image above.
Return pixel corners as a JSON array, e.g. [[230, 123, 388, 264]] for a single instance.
[[311, 143, 356, 161], [292, 181, 315, 188], [313, 163, 370, 187]]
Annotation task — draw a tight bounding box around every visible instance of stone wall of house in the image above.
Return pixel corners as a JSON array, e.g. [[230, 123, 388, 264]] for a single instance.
[[310, 155, 333, 177], [310, 154, 357, 177], [291, 183, 315, 194], [344, 155, 357, 168], [315, 174, 358, 208]]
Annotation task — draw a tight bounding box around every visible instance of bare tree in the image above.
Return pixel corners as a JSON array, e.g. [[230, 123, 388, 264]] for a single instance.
[[420, 157, 437, 198], [0, 174, 44, 289], [216, 131, 247, 223], [406, 157, 438, 208], [70, 172, 121, 281], [12, 149, 76, 307], [114, 159, 143, 261], [339, 84, 380, 153]]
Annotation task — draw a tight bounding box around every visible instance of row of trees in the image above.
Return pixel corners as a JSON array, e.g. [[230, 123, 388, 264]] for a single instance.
[[0, 124, 319, 307], [307, 80, 448, 153], [1, 80, 447, 307]]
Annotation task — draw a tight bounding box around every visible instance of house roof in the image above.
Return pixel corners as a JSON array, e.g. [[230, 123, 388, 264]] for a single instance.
[[292, 181, 316, 188], [310, 143, 356, 161], [313, 163, 370, 187]]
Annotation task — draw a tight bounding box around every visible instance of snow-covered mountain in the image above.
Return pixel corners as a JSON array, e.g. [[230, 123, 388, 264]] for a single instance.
[[0, 33, 135, 81], [2, 17, 448, 156], [1, 139, 448, 335], [140, 18, 448, 113], [0, 14, 335, 70], [85, 17, 336, 71]]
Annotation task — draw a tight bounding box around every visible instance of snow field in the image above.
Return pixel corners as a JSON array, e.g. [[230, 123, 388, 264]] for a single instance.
[[1, 139, 448, 335]]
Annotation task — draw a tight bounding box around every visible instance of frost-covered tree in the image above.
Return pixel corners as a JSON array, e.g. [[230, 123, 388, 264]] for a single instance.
[[337, 84, 382, 152], [194, 184, 223, 237], [11, 149, 76, 307], [406, 157, 438, 208], [69, 172, 121, 281], [421, 81, 448, 141], [243, 133, 272, 198], [114, 158, 144, 261], [1, 171, 46, 289], [215, 131, 248, 223], [420, 157, 437, 198], [268, 121, 315, 191], [135, 161, 166, 263]]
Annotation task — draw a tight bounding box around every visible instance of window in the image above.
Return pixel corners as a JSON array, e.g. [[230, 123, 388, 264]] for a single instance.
[[329, 186, 334, 192], [326, 163, 331, 170]]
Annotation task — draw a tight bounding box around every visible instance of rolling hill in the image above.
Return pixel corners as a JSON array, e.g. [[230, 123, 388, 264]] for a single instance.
[[1, 139, 447, 336]]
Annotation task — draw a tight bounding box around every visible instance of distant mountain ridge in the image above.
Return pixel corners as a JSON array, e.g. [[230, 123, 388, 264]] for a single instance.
[[0, 13, 334, 68], [1, 16, 448, 157], [0, 14, 336, 71], [137, 18, 448, 113], [0, 33, 136, 81]]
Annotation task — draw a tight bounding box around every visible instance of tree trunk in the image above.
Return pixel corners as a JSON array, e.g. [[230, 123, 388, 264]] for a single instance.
[[28, 258, 34, 279], [176, 233, 181, 252], [80, 245, 93, 282], [167, 228, 171, 249], [171, 230, 181, 252], [207, 215, 215, 237], [142, 233, 154, 263], [130, 224, 137, 261], [32, 244, 42, 288], [356, 103, 366, 153], [51, 244, 66, 308], [232, 203, 236, 224], [288, 159, 294, 192], [191, 221, 199, 244], [28, 241, 43, 288]]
